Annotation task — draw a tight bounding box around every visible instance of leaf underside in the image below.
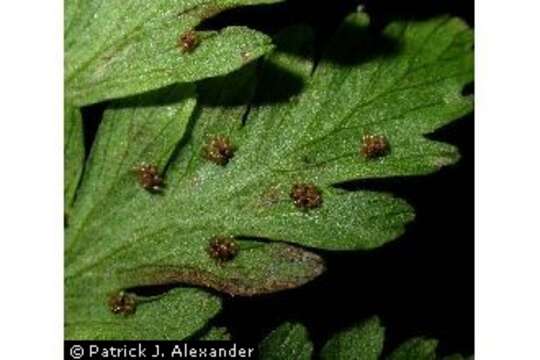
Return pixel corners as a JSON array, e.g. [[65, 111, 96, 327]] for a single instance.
[[198, 326, 232, 341], [260, 318, 472, 360], [65, 0, 285, 105], [65, 12, 473, 340], [64, 103, 85, 215], [320, 317, 384, 360], [259, 323, 313, 360]]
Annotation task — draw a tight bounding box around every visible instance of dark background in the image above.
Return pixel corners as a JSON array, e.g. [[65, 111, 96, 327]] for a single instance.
[[202, 0, 474, 357], [83, 0, 474, 356]]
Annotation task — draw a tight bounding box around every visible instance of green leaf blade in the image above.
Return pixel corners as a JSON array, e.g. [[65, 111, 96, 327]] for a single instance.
[[259, 323, 313, 360], [65, 75, 325, 337], [65, 0, 284, 105], [102, 240, 325, 296], [198, 327, 232, 341], [66, 83, 196, 251], [261, 319, 471, 359], [240, 13, 473, 186], [226, 188, 414, 251], [65, 11, 474, 340], [64, 102, 85, 215], [387, 337, 439, 360], [320, 316, 385, 360], [66, 281, 221, 340]]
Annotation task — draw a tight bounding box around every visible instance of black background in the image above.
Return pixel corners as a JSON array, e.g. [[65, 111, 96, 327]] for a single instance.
[[82, 0, 474, 357]]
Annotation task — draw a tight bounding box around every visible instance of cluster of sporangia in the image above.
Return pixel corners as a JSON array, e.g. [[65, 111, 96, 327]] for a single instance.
[[361, 134, 390, 159], [207, 236, 239, 263], [107, 291, 137, 316], [177, 30, 199, 53], [115, 32, 391, 314], [133, 163, 164, 193], [203, 135, 236, 166]]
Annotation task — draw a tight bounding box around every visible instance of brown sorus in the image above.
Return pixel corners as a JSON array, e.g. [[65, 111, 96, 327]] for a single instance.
[[134, 163, 164, 192], [177, 30, 199, 53], [361, 134, 390, 159], [207, 236, 239, 263], [107, 291, 136, 316], [203, 135, 235, 166], [290, 183, 322, 210]]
